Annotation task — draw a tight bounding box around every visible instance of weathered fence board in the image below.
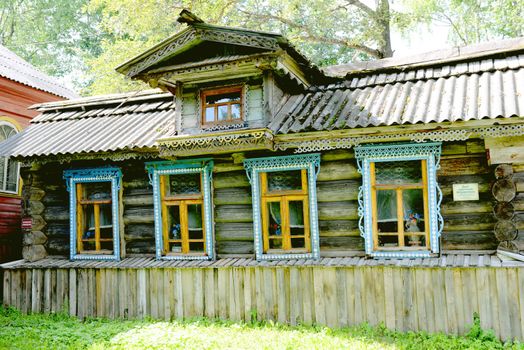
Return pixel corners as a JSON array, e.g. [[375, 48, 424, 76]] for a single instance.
[[2, 265, 523, 341]]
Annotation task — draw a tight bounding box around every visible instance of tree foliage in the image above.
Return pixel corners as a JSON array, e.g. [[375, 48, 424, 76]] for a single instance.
[[402, 0, 524, 45], [1, 0, 523, 96], [0, 0, 103, 84]]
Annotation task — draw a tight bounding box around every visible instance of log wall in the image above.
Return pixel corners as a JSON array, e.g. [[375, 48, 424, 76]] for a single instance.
[[2, 264, 524, 341], [22, 139, 511, 258]]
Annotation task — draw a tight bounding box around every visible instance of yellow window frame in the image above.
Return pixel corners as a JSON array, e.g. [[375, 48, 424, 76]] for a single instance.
[[259, 169, 311, 253], [159, 174, 206, 256], [75, 183, 113, 254], [369, 159, 431, 251]]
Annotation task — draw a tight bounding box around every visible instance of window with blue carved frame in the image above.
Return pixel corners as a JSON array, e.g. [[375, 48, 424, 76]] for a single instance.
[[244, 154, 321, 260], [146, 160, 214, 260], [63, 167, 122, 261], [355, 143, 443, 258]]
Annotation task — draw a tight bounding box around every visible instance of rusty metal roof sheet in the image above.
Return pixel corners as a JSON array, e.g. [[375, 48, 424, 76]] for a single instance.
[[270, 53, 524, 134], [0, 44, 78, 99], [0, 89, 174, 158]]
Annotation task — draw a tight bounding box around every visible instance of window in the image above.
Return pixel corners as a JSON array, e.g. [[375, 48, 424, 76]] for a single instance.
[[64, 168, 122, 261], [355, 143, 443, 258], [146, 160, 214, 260], [0, 122, 20, 194], [201, 86, 243, 125], [244, 154, 321, 260]]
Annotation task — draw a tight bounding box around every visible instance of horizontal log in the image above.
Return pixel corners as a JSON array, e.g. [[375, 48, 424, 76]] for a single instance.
[[438, 156, 489, 176], [125, 224, 155, 239], [441, 201, 492, 215], [41, 191, 68, 205], [213, 163, 244, 173], [319, 220, 360, 237], [443, 213, 495, 232], [215, 205, 253, 223], [440, 140, 484, 156], [319, 236, 363, 250], [214, 188, 252, 205], [46, 223, 69, 238], [43, 207, 69, 222], [216, 240, 254, 254], [46, 237, 69, 255], [441, 231, 497, 250], [123, 179, 151, 190], [317, 180, 359, 202], [123, 195, 154, 206], [123, 207, 155, 224], [126, 240, 155, 254], [321, 149, 354, 161], [318, 201, 359, 221], [215, 223, 254, 242], [317, 161, 360, 181], [214, 171, 250, 189]]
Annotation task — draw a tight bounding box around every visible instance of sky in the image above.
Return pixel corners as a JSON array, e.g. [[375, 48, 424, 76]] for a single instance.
[[392, 22, 451, 57]]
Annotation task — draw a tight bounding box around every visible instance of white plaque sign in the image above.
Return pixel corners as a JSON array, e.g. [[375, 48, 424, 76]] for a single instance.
[[452, 183, 479, 201]]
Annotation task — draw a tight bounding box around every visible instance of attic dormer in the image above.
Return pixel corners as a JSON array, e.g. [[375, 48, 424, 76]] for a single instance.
[[115, 10, 328, 156], [116, 10, 322, 90]]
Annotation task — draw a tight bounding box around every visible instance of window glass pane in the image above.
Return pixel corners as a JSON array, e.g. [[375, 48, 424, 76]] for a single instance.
[[375, 160, 422, 184], [187, 204, 203, 239], [217, 105, 228, 121], [5, 159, 18, 192], [376, 190, 398, 233], [267, 170, 302, 192], [205, 107, 215, 122], [205, 91, 240, 104], [82, 205, 95, 240], [378, 234, 399, 248], [231, 104, 241, 119], [82, 182, 112, 200], [168, 173, 201, 196], [267, 201, 282, 236], [289, 201, 305, 234], [189, 242, 204, 252], [168, 205, 181, 240], [269, 238, 282, 250], [168, 205, 182, 253], [99, 204, 113, 229], [403, 189, 426, 247]]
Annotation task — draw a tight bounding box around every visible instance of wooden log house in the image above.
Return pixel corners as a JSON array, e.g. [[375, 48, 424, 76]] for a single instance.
[[0, 44, 77, 263], [1, 10, 524, 340]]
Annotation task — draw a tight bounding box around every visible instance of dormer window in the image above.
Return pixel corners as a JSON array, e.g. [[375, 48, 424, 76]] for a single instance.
[[201, 86, 243, 125]]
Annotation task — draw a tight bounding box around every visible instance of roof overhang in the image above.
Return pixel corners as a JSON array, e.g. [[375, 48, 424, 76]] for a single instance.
[[157, 128, 274, 157]]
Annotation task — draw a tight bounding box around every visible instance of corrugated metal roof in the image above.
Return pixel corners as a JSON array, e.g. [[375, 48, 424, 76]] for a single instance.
[[270, 53, 524, 134], [0, 90, 175, 158], [0, 44, 78, 99]]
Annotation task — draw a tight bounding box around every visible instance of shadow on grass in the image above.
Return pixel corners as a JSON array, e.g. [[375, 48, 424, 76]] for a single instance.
[[0, 307, 521, 350]]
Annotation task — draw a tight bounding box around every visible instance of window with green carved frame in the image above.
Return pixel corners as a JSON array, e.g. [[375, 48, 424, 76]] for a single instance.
[[355, 143, 443, 258], [146, 160, 214, 260]]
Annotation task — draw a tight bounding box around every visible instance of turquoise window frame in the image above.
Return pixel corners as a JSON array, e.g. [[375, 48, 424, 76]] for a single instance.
[[146, 159, 214, 260], [244, 153, 321, 260], [63, 167, 122, 261], [355, 142, 443, 258]]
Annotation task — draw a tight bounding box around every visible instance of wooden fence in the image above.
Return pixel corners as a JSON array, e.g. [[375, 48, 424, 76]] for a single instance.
[[2, 265, 524, 341]]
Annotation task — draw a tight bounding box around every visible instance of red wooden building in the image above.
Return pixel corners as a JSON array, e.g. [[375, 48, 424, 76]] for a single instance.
[[0, 44, 77, 262]]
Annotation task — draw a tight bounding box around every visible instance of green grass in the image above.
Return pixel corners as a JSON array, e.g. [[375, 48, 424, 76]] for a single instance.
[[0, 307, 522, 350]]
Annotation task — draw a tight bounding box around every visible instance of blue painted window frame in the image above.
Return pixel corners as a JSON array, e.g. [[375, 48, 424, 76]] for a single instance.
[[355, 142, 443, 258], [63, 167, 122, 261], [244, 153, 321, 260], [146, 159, 215, 260]]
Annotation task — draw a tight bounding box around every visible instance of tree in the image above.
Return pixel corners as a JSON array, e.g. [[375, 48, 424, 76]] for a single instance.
[[402, 0, 524, 46], [84, 0, 399, 95], [0, 0, 104, 85]]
